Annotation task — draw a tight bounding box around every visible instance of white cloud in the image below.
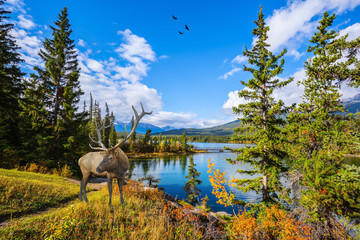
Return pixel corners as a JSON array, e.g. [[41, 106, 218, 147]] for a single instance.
[[78, 39, 86, 47], [109, 29, 157, 83], [86, 58, 104, 72], [287, 49, 305, 60], [218, 67, 241, 80], [159, 55, 168, 60], [222, 66, 360, 116], [222, 90, 244, 116], [116, 29, 156, 63], [17, 15, 35, 29], [145, 111, 227, 129], [5, 1, 43, 69], [75, 29, 166, 125], [265, 0, 360, 52], [339, 22, 360, 40], [5, 0, 26, 14], [231, 55, 247, 64], [340, 83, 360, 100], [222, 69, 306, 115]]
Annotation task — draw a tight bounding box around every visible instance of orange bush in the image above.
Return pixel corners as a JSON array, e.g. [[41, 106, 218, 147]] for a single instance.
[[231, 205, 312, 240], [232, 209, 258, 239]]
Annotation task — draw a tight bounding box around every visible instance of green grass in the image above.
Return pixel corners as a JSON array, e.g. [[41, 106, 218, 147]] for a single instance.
[[0, 168, 80, 220], [0, 179, 225, 239]]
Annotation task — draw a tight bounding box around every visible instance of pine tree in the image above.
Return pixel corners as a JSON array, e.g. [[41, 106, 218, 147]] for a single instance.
[[20, 75, 54, 166], [108, 112, 118, 147], [22, 7, 86, 170], [229, 6, 292, 204], [184, 156, 202, 205], [0, 0, 25, 167], [102, 102, 111, 147], [143, 129, 151, 145], [285, 12, 360, 237], [181, 131, 188, 152]]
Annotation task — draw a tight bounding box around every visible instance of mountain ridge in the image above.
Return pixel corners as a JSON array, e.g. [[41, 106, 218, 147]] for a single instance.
[[115, 96, 359, 136]]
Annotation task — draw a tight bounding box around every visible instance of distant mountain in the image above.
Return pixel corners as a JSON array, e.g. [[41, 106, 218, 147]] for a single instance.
[[343, 93, 360, 114], [154, 120, 240, 136], [162, 126, 177, 131], [114, 123, 178, 134], [113, 95, 359, 136]]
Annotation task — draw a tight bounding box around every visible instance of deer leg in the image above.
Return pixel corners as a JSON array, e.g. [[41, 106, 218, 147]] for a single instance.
[[79, 178, 84, 201], [107, 177, 113, 206], [117, 176, 124, 204], [82, 174, 90, 203]]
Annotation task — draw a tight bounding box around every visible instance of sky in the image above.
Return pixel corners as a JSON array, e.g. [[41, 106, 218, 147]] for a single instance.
[[5, 0, 360, 128]]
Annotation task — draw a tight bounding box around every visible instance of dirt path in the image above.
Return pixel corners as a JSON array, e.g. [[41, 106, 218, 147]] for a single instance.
[[64, 178, 107, 190], [0, 178, 107, 228]]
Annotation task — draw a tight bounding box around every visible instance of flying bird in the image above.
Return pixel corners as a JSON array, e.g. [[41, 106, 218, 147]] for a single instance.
[[179, 31, 183, 34], [172, 15, 178, 20], [185, 25, 189, 31]]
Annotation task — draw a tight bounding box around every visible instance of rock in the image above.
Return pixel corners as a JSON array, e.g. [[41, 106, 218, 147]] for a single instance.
[[215, 211, 232, 217]]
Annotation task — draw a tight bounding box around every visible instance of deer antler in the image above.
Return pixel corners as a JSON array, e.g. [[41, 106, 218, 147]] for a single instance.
[[112, 102, 152, 150], [89, 113, 111, 151]]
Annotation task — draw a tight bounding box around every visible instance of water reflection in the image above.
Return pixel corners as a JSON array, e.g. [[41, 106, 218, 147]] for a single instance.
[[130, 143, 261, 214]]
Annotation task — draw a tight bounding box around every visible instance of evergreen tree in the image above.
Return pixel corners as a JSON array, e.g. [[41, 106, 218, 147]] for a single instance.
[[229, 6, 292, 204], [285, 12, 360, 237], [0, 0, 25, 167], [184, 156, 202, 205], [102, 102, 111, 147], [181, 131, 188, 152], [22, 7, 86, 171], [108, 112, 117, 147], [143, 129, 151, 145], [21, 75, 54, 166]]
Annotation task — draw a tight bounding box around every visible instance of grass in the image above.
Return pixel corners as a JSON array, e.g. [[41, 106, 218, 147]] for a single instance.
[[0, 168, 80, 220], [0, 170, 226, 239]]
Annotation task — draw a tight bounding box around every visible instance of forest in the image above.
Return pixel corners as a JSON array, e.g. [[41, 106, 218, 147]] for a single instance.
[[1, 0, 360, 239]]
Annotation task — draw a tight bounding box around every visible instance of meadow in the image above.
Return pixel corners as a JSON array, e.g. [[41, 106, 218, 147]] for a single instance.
[[0, 169, 80, 221], [0, 169, 226, 240]]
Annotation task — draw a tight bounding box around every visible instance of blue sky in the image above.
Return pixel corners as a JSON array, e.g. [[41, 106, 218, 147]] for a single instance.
[[6, 0, 360, 128]]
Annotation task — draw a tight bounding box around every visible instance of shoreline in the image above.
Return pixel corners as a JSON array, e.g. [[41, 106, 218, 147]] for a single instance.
[[127, 150, 208, 159]]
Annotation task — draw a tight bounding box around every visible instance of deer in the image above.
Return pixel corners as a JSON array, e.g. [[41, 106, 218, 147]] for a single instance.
[[78, 102, 152, 206]]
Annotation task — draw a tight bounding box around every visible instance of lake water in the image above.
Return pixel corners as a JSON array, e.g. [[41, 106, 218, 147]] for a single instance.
[[130, 142, 260, 214]]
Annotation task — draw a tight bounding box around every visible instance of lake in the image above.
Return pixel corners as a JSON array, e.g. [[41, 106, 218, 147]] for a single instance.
[[130, 142, 260, 214]]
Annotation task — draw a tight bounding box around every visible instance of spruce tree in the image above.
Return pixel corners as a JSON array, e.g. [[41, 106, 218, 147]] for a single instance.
[[21, 75, 54, 165], [285, 12, 360, 237], [22, 7, 86, 170], [184, 156, 202, 205], [102, 102, 111, 147], [108, 112, 118, 147], [181, 131, 188, 152], [0, 0, 25, 167], [229, 6, 292, 204]]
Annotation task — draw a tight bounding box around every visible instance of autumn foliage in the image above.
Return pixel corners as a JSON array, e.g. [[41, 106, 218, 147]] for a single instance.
[[231, 206, 312, 240], [208, 159, 236, 207]]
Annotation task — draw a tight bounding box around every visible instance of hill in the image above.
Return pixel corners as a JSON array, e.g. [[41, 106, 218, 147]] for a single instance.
[[154, 120, 240, 136], [114, 123, 176, 134], [114, 95, 359, 137]]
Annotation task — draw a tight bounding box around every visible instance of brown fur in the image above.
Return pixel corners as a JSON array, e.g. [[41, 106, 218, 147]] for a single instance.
[[78, 148, 129, 206]]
